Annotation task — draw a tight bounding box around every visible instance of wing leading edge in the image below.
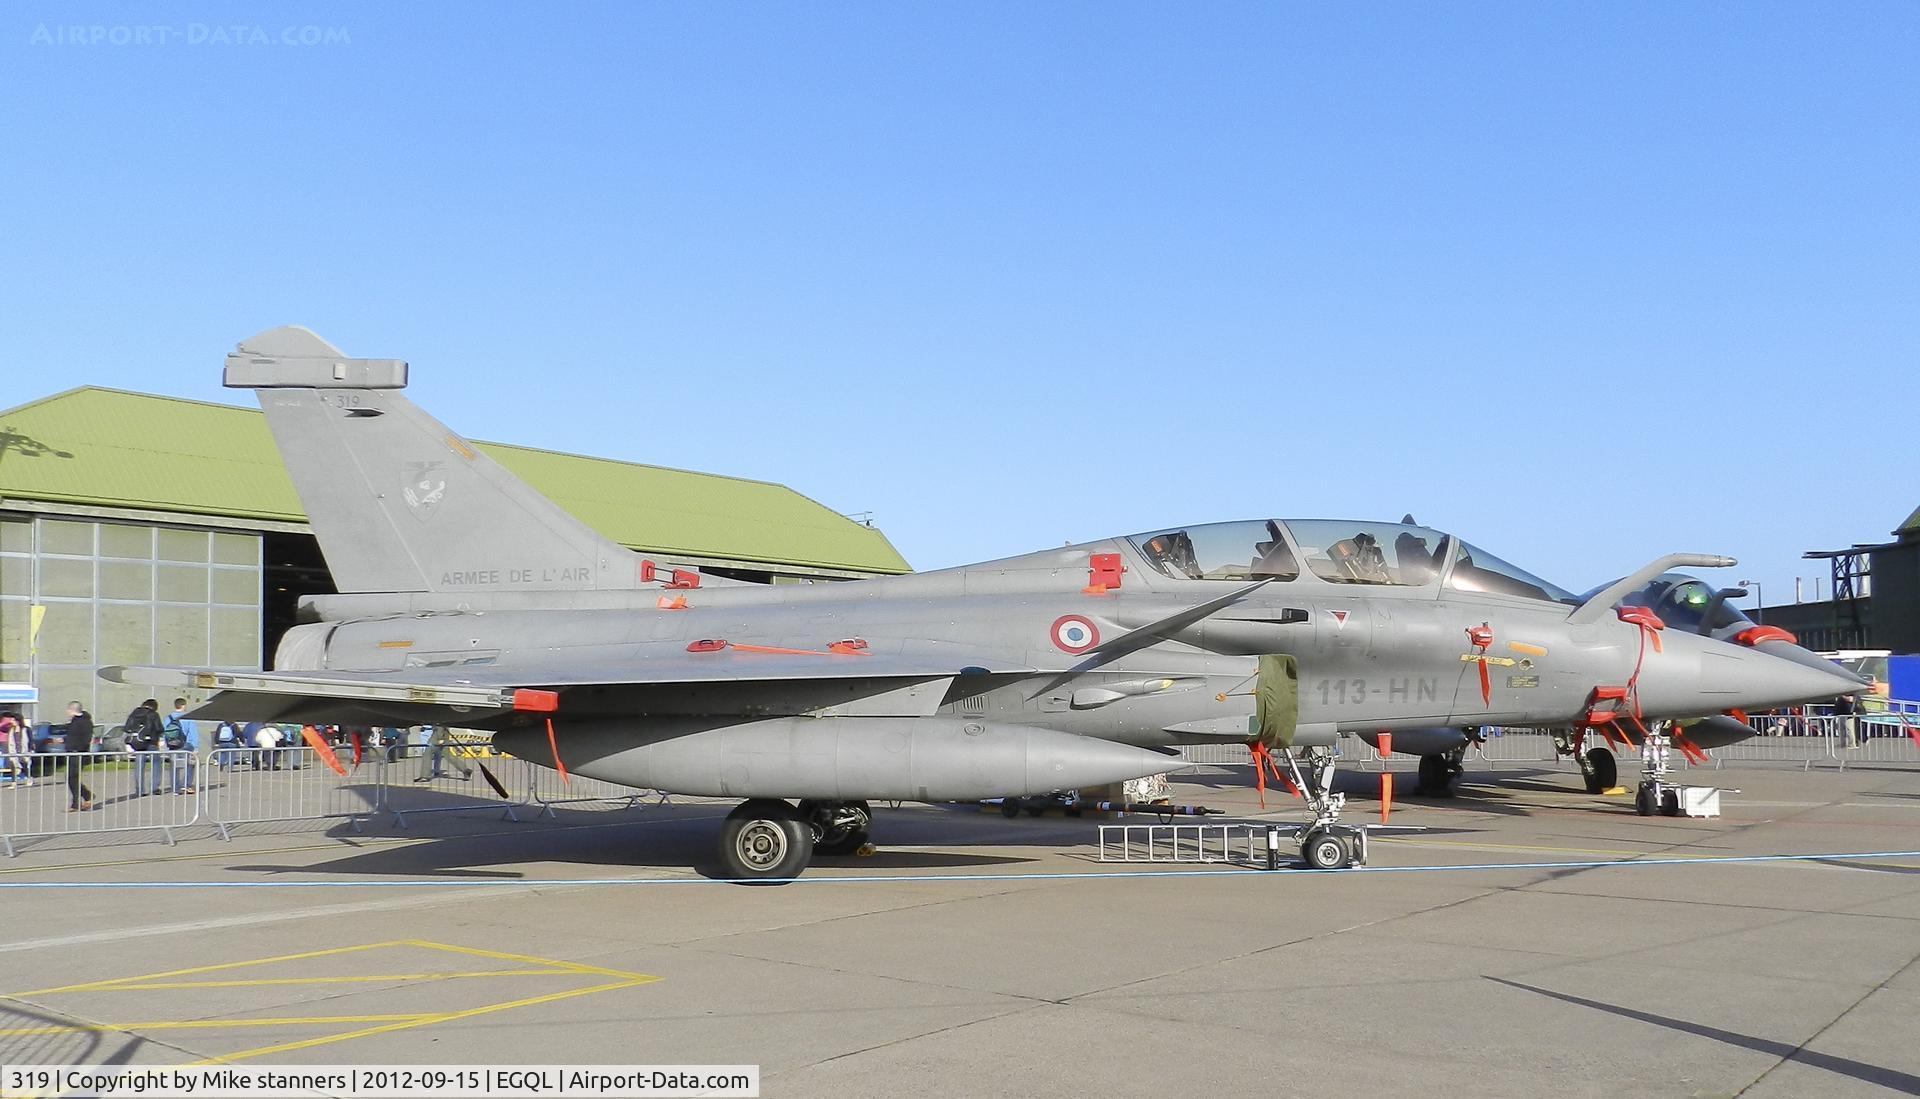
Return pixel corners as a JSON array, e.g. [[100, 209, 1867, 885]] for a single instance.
[[102, 646, 1037, 728]]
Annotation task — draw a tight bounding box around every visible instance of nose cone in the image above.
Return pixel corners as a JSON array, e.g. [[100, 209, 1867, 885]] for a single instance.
[[1750, 637, 1874, 691], [1631, 630, 1867, 717]]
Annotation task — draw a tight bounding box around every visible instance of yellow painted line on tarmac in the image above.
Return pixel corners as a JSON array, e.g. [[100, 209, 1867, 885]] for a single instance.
[[0, 1014, 430, 1037], [395, 938, 659, 981], [89, 968, 575, 992], [187, 976, 659, 1065], [9, 940, 415, 998], [4, 939, 662, 1070]]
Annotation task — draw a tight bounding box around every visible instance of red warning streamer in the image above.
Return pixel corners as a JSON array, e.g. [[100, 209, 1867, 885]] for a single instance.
[[300, 726, 347, 778], [1378, 732, 1393, 823], [1672, 730, 1709, 766], [1467, 624, 1494, 706], [546, 717, 570, 786], [1895, 707, 1920, 749], [1248, 742, 1300, 809]]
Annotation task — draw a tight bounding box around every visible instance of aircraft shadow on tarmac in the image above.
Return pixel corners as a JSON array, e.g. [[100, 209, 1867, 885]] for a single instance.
[[219, 803, 1165, 881], [1813, 859, 1920, 876], [1185, 763, 1596, 823], [1485, 976, 1920, 1093], [222, 793, 1517, 880]]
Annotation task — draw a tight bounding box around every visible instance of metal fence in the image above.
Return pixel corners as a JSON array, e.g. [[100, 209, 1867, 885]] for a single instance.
[[0, 751, 201, 856], [384, 736, 531, 826], [525, 764, 659, 818], [0, 739, 661, 855], [200, 747, 383, 838], [1727, 700, 1920, 770]]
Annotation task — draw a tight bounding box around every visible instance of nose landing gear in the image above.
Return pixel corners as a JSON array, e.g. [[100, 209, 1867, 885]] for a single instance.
[[1280, 747, 1372, 869]]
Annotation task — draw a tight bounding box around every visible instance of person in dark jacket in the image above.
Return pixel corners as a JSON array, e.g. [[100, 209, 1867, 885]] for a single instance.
[[57, 701, 95, 811], [123, 699, 165, 796]]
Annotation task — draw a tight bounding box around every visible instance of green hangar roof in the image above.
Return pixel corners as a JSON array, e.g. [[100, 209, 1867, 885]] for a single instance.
[[0, 387, 909, 576]]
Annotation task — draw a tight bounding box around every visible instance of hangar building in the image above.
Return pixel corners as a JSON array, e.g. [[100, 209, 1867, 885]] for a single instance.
[[0, 387, 909, 722], [1760, 505, 1920, 656]]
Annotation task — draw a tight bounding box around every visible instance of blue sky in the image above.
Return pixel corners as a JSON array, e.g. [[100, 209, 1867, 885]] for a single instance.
[[3, 3, 1915, 605]]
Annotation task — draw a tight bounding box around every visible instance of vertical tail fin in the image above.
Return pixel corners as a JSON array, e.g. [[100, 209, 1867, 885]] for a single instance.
[[228, 326, 644, 595]]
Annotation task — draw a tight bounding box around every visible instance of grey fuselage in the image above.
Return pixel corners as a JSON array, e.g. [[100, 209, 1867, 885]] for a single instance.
[[289, 531, 1843, 755]]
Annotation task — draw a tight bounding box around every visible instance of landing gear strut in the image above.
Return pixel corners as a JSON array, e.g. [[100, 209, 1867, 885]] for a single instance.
[[802, 799, 873, 856], [1416, 750, 1463, 796], [1634, 722, 1683, 817]]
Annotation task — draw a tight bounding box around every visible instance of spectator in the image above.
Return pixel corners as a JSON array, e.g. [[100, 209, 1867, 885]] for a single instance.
[[0, 710, 24, 787], [242, 721, 265, 769], [55, 701, 94, 812], [1836, 693, 1860, 749], [212, 720, 242, 770], [164, 697, 197, 794], [253, 723, 284, 769], [123, 698, 166, 797], [415, 726, 472, 782]]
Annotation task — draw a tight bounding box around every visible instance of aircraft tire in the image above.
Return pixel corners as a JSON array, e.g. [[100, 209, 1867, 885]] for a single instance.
[[810, 800, 873, 856], [720, 799, 813, 881], [1660, 789, 1681, 817], [1301, 828, 1352, 870], [1634, 784, 1656, 816], [1000, 799, 1022, 819], [1585, 748, 1618, 794], [1417, 754, 1452, 796]]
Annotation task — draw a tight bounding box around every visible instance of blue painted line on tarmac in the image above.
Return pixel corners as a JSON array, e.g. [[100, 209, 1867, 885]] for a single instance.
[[0, 849, 1917, 888]]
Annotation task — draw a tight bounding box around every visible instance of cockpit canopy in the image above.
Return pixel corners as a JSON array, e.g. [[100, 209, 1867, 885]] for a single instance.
[[1127, 519, 1580, 605], [1613, 572, 1755, 634]]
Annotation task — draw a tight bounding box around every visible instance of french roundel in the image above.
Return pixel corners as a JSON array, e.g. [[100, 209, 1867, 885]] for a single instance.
[[1051, 614, 1099, 654]]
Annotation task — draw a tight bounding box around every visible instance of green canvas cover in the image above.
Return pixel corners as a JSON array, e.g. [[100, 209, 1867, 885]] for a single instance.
[[1254, 653, 1299, 748]]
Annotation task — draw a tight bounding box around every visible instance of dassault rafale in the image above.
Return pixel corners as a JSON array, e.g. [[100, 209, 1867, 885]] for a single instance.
[[106, 328, 1867, 879]]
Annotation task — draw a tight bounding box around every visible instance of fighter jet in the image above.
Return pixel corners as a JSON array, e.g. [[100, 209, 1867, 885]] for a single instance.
[[103, 327, 1868, 879]]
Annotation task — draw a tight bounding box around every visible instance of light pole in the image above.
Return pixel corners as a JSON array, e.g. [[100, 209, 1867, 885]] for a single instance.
[[1738, 579, 1763, 624]]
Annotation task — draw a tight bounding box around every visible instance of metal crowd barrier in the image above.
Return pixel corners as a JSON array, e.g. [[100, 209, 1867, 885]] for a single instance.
[[1176, 743, 1251, 766], [1722, 700, 1920, 770], [0, 751, 201, 856], [385, 741, 529, 826], [200, 746, 383, 838], [524, 763, 659, 818]]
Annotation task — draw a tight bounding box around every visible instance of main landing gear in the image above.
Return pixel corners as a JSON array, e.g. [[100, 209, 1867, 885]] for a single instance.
[[1415, 749, 1465, 796], [1555, 729, 1619, 795], [718, 799, 874, 881]]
